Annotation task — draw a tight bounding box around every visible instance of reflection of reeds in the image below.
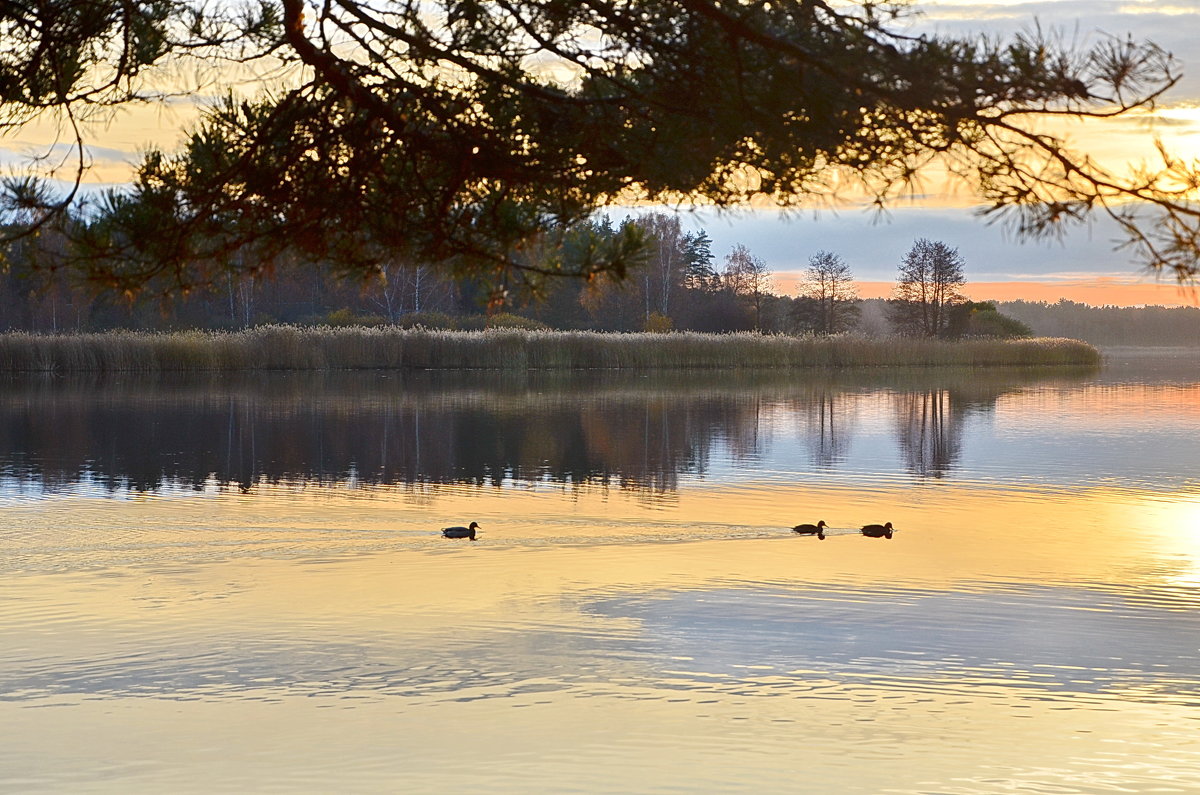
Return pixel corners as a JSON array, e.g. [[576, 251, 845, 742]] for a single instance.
[[0, 327, 1100, 372]]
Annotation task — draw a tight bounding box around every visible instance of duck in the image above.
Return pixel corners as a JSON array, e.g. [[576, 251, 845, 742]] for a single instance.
[[860, 522, 894, 539], [442, 521, 480, 540], [792, 520, 827, 540]]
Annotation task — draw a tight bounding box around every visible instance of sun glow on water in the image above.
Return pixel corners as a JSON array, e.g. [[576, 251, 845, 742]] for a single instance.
[[1138, 493, 1200, 589]]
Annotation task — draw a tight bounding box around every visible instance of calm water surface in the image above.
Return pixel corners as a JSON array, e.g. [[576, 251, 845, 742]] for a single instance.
[[2, 351, 1199, 792]]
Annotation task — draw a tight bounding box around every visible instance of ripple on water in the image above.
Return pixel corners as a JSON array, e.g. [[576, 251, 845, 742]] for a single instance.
[[4, 356, 1200, 792], [4, 572, 1198, 717]]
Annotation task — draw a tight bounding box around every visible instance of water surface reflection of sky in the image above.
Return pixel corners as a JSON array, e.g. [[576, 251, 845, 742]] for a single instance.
[[2, 352, 1200, 792]]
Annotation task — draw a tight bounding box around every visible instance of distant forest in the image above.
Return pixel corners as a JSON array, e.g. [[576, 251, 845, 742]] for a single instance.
[[855, 299, 1200, 347], [994, 300, 1200, 348]]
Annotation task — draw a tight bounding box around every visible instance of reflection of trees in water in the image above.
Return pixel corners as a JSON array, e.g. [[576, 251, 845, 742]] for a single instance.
[[0, 366, 1096, 496], [889, 371, 1065, 478], [0, 373, 759, 500], [893, 390, 960, 478], [796, 389, 858, 468], [721, 394, 766, 464]]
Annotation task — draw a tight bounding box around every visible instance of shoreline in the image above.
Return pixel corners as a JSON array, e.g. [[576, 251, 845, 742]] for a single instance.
[[0, 326, 1101, 372]]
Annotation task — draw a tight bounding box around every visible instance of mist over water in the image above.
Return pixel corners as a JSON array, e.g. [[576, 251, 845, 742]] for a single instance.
[[2, 352, 1199, 793]]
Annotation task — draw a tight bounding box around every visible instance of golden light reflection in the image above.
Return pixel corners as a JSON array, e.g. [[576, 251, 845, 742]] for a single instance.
[[1129, 493, 1200, 589], [5, 448, 1200, 790], [4, 468, 1188, 620]]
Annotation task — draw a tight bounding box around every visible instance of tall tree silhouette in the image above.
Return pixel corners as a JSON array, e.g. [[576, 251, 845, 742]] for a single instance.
[[888, 239, 967, 338]]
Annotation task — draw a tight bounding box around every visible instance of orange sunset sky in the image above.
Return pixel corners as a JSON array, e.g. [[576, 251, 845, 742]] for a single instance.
[[777, 277, 1200, 308]]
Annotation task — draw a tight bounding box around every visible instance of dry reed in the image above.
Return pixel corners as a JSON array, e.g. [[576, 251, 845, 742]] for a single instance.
[[0, 327, 1100, 372]]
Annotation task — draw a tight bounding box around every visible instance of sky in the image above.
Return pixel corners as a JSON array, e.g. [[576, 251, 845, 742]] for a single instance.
[[679, 0, 1200, 307], [668, 203, 1200, 307], [2, 0, 1199, 307]]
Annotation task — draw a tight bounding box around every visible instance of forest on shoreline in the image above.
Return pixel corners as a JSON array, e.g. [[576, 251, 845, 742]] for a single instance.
[[6, 234, 1196, 348], [6, 211, 1196, 347]]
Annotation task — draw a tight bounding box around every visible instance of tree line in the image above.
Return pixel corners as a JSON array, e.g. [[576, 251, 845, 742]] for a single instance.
[[7, 205, 1193, 343], [2, 210, 1039, 340]]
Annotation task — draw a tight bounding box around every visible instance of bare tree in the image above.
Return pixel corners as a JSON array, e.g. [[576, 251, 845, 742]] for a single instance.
[[888, 240, 967, 337], [723, 244, 773, 331], [795, 250, 860, 335], [368, 262, 454, 321], [368, 263, 406, 322]]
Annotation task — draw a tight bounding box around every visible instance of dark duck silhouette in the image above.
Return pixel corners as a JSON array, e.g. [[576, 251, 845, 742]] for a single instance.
[[792, 520, 827, 540], [442, 521, 480, 540], [860, 522, 894, 539]]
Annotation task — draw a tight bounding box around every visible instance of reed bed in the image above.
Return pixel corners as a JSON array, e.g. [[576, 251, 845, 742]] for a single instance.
[[0, 326, 1100, 372]]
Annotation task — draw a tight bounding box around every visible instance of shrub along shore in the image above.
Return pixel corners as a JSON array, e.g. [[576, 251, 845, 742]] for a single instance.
[[0, 326, 1100, 372]]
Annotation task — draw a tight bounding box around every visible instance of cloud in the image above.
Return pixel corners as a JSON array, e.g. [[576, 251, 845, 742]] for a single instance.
[[1, 141, 135, 166]]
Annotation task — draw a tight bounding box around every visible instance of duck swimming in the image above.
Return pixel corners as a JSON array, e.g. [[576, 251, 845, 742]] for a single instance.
[[860, 522, 894, 539], [442, 521, 480, 540], [792, 520, 827, 540]]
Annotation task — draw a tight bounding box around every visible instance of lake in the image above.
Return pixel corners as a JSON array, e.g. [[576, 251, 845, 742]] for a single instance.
[[2, 350, 1199, 793]]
